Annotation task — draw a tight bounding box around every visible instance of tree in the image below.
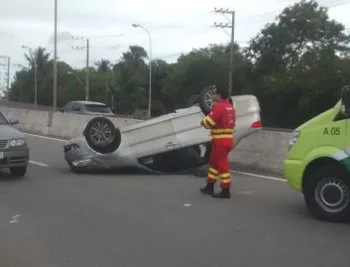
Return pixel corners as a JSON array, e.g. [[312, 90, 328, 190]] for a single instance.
[[162, 43, 250, 107], [245, 0, 350, 127], [112, 45, 149, 114], [8, 0, 350, 125], [95, 59, 111, 72], [24, 47, 51, 70]]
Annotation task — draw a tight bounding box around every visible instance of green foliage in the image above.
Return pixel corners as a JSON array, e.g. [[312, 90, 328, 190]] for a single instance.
[[9, 0, 350, 128], [245, 0, 350, 128]]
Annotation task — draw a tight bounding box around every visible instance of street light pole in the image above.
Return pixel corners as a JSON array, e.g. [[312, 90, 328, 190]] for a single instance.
[[53, 0, 58, 112], [86, 38, 90, 101], [132, 23, 152, 118], [21, 45, 38, 106]]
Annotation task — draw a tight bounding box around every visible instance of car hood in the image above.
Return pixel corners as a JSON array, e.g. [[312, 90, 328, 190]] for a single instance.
[[0, 125, 25, 139]]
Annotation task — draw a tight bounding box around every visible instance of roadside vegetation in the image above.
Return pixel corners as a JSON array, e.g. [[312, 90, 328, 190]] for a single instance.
[[8, 0, 350, 129]]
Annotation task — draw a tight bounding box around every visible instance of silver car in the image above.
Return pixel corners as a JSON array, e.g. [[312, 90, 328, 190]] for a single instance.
[[64, 87, 262, 174], [58, 101, 115, 117], [0, 111, 29, 177]]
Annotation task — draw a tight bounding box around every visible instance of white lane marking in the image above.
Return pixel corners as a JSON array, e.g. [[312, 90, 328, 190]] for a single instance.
[[231, 170, 287, 183], [29, 160, 50, 167], [24, 133, 67, 143], [183, 203, 192, 207], [9, 214, 20, 224]]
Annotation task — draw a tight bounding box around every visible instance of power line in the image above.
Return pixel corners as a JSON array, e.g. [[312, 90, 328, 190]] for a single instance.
[[80, 0, 350, 44]]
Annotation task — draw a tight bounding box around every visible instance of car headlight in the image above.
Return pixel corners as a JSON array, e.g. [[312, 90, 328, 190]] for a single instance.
[[9, 138, 26, 147], [288, 130, 300, 150]]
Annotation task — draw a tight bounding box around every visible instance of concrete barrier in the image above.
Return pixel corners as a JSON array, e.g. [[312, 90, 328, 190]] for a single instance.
[[0, 106, 143, 139], [0, 105, 291, 176], [229, 130, 291, 176]]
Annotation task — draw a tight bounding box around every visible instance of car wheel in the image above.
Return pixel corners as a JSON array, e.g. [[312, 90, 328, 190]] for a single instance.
[[304, 164, 350, 222], [199, 85, 216, 115], [83, 116, 121, 154], [10, 166, 27, 177]]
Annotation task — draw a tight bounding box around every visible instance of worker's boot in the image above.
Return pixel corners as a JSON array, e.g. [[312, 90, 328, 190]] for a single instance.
[[212, 188, 231, 199], [200, 183, 214, 195]]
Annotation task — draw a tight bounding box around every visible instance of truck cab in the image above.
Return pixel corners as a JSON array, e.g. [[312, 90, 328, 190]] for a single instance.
[[284, 85, 350, 222]]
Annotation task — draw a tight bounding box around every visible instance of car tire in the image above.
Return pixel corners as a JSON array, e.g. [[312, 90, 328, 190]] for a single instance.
[[83, 116, 121, 154], [304, 164, 350, 222], [10, 166, 27, 177], [199, 85, 216, 115]]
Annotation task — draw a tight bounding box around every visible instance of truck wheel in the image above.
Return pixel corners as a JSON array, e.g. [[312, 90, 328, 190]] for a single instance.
[[10, 166, 27, 177], [304, 164, 350, 222], [199, 85, 216, 115], [83, 116, 121, 154]]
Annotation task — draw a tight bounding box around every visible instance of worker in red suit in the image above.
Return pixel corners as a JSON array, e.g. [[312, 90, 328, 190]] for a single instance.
[[200, 86, 236, 199]]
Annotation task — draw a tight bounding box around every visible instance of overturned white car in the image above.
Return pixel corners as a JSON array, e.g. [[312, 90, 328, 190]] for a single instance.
[[63, 87, 262, 174]]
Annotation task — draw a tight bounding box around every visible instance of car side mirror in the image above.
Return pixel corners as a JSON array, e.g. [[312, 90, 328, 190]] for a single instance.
[[58, 108, 64, 112], [341, 85, 350, 115], [9, 119, 19, 125]]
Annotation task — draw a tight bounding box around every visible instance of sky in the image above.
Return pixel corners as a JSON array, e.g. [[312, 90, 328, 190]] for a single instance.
[[0, 0, 349, 89]]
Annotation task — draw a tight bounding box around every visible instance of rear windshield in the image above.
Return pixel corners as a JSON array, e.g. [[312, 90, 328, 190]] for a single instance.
[[84, 104, 112, 113]]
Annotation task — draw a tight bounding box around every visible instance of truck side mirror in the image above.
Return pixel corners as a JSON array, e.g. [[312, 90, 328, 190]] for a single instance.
[[341, 85, 350, 115]]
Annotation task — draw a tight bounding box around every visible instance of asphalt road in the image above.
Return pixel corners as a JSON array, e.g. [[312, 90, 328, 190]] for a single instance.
[[0, 133, 349, 267]]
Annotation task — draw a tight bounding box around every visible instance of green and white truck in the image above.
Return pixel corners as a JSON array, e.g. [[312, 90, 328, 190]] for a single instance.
[[284, 85, 350, 222]]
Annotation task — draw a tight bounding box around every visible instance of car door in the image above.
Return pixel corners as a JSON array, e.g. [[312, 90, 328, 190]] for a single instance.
[[123, 113, 179, 158]]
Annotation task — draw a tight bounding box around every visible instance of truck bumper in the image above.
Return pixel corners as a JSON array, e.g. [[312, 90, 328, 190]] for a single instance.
[[0, 148, 29, 168], [284, 159, 304, 192]]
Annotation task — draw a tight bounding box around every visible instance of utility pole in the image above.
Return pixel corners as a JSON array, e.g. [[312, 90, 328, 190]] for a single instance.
[[0, 55, 10, 101], [72, 36, 90, 101], [212, 8, 235, 95]]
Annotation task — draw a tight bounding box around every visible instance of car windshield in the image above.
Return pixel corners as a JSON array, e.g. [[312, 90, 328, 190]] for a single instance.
[[84, 104, 112, 113], [0, 112, 9, 125]]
